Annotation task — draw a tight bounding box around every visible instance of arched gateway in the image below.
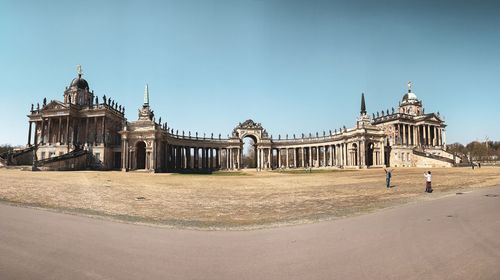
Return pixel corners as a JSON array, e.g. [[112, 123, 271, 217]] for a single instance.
[[26, 68, 452, 172]]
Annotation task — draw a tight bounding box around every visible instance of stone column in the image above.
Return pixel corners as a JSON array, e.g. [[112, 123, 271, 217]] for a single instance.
[[237, 148, 241, 170], [285, 148, 289, 168], [322, 146, 326, 167], [293, 148, 297, 168], [344, 143, 348, 166], [422, 125, 426, 146], [340, 144, 343, 166], [308, 147, 312, 167], [256, 148, 260, 169], [276, 148, 280, 168], [427, 125, 431, 146], [402, 124, 406, 146], [337, 144, 340, 166], [432, 126, 436, 146], [344, 143, 347, 166], [264, 148, 268, 169], [411, 125, 415, 146], [34, 121, 39, 146], [226, 148, 229, 169], [333, 145, 337, 166], [121, 139, 126, 171], [380, 142, 385, 166], [315, 147, 319, 167], [360, 141, 366, 167], [27, 121, 32, 146], [438, 128, 442, 146], [102, 116, 106, 146], [40, 118, 46, 145], [328, 146, 332, 166], [215, 148, 220, 169], [208, 148, 211, 169], [152, 140, 157, 171], [85, 118, 89, 145], [47, 118, 52, 145], [267, 148, 272, 168], [202, 148, 206, 169], [214, 148, 217, 169], [301, 147, 304, 167], [57, 117, 62, 143]]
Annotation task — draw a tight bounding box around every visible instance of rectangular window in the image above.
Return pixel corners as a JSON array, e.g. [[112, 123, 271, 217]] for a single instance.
[[41, 152, 46, 160], [95, 153, 100, 161]]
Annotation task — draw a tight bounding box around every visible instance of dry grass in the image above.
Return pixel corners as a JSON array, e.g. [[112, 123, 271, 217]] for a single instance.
[[0, 167, 499, 229]]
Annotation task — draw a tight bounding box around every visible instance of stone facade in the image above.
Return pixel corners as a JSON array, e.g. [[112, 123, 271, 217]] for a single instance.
[[26, 69, 453, 172], [27, 67, 125, 169]]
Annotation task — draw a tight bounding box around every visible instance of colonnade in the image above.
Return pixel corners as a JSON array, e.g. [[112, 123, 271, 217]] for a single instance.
[[125, 141, 388, 172], [266, 142, 384, 169], [28, 116, 110, 148], [395, 123, 445, 147], [165, 145, 223, 170]]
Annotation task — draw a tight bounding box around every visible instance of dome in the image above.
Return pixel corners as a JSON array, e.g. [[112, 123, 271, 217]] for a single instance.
[[70, 74, 89, 90], [402, 91, 417, 102]]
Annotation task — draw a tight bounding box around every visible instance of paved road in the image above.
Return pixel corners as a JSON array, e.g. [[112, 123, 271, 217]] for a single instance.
[[1, 187, 500, 280]]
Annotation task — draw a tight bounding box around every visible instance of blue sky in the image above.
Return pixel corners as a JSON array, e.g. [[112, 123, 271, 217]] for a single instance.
[[1, 0, 499, 145]]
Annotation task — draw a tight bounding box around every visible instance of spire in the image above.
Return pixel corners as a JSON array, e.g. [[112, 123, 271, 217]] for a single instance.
[[143, 84, 149, 106], [407, 81, 412, 93], [360, 92, 366, 115]]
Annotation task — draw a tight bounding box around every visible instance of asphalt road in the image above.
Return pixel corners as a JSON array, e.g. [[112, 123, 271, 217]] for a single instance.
[[1, 186, 499, 280]]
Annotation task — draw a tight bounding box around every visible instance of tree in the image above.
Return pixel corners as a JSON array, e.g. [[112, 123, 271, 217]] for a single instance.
[[0, 144, 14, 155]]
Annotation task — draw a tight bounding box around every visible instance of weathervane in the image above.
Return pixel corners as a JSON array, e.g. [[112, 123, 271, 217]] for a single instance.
[[77, 65, 82, 75]]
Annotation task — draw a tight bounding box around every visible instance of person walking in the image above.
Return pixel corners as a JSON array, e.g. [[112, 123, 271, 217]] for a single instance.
[[384, 168, 393, 189], [424, 171, 433, 193]]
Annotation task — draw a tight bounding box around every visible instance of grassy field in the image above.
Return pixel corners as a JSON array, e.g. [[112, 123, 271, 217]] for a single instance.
[[1, 167, 499, 229]]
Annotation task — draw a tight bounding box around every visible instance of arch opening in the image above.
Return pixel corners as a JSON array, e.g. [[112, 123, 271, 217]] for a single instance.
[[366, 142, 374, 167], [242, 135, 257, 168], [136, 141, 146, 170]]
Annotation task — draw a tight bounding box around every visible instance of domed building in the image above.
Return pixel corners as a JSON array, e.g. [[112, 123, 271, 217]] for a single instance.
[[371, 81, 451, 167], [26, 66, 126, 170], [21, 68, 454, 171]]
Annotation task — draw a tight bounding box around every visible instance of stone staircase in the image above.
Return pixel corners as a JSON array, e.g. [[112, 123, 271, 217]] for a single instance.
[[0, 146, 35, 166], [35, 149, 89, 171], [412, 148, 456, 166]]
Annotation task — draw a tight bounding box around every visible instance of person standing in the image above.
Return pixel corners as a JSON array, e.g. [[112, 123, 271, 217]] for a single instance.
[[384, 168, 393, 189], [424, 171, 433, 193]]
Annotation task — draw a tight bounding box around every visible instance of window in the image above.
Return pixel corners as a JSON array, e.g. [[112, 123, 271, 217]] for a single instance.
[[95, 153, 101, 161], [41, 152, 46, 159]]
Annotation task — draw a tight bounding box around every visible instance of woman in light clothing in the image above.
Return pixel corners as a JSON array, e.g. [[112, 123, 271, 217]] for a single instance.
[[424, 171, 433, 193]]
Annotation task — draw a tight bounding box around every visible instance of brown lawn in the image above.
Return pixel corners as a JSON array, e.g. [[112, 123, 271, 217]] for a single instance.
[[0, 167, 499, 229]]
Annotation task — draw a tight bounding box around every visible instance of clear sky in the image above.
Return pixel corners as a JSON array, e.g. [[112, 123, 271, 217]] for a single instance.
[[1, 0, 499, 145]]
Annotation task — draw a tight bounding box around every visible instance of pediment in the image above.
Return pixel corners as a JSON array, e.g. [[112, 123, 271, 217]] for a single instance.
[[424, 113, 443, 123], [42, 100, 67, 111]]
